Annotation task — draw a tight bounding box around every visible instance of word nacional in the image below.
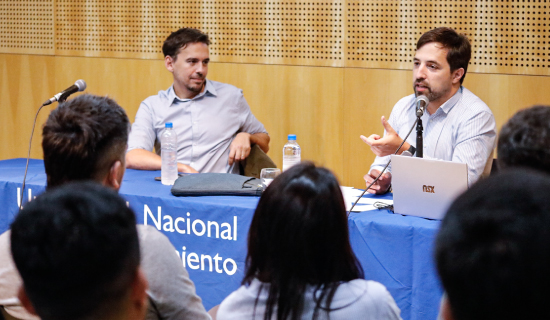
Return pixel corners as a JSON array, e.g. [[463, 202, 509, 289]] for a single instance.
[[15, 188, 239, 276], [142, 204, 239, 276]]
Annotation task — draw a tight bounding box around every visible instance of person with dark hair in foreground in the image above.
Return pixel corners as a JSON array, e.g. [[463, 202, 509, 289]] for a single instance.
[[0, 94, 210, 320], [497, 105, 550, 174], [435, 170, 550, 320], [126, 27, 269, 173], [362, 27, 495, 193], [11, 182, 147, 320], [215, 163, 402, 320]]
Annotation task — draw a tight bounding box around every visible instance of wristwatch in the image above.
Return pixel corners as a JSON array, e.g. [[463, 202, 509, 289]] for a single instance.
[[401, 145, 416, 157]]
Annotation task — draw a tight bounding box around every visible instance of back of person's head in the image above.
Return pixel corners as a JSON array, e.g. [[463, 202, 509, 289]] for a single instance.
[[416, 27, 471, 84], [42, 94, 129, 189], [498, 105, 550, 174], [243, 162, 363, 320], [435, 169, 550, 320], [162, 28, 211, 60], [10, 182, 146, 320]]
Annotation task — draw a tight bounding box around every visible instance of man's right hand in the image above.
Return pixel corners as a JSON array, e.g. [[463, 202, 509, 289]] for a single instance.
[[360, 116, 409, 157], [177, 163, 198, 174], [364, 169, 392, 194]]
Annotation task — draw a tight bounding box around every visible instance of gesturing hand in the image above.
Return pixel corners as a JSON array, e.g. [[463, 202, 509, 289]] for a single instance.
[[360, 116, 407, 157]]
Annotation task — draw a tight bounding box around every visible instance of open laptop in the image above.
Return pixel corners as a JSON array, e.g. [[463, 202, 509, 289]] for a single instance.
[[390, 155, 468, 220]]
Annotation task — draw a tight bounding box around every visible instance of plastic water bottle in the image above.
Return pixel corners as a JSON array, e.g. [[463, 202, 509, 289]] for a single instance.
[[282, 134, 301, 171], [161, 122, 178, 185]]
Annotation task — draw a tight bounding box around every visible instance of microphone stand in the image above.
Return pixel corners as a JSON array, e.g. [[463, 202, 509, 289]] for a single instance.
[[416, 116, 423, 158]]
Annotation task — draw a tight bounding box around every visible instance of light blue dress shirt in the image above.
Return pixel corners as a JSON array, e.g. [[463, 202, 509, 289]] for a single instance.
[[128, 80, 268, 173], [370, 87, 496, 186]]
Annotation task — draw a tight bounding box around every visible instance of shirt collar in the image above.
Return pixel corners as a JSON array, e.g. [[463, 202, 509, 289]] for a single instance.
[[437, 86, 463, 115], [166, 79, 218, 107]]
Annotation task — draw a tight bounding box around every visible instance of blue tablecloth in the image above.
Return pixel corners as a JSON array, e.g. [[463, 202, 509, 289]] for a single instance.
[[0, 159, 442, 320]]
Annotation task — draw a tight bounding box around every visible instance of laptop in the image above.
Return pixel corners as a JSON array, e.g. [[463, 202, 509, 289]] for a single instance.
[[390, 155, 468, 220]]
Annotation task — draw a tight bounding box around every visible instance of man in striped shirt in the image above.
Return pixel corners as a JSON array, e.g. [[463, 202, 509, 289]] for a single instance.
[[361, 27, 496, 194]]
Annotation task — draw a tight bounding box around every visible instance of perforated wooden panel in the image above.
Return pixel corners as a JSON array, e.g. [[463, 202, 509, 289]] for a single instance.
[[1, 1, 549, 75], [198, 1, 344, 66], [346, 0, 550, 75], [0, 0, 54, 54], [54, 0, 344, 66]]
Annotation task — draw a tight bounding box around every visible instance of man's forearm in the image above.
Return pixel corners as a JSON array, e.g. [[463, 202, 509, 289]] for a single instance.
[[250, 133, 270, 153], [126, 149, 162, 170], [126, 149, 198, 173]]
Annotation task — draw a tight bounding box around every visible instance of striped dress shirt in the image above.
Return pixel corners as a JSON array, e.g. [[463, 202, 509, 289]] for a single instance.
[[370, 86, 496, 186]]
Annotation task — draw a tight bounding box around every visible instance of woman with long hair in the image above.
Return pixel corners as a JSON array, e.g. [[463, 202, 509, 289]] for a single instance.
[[216, 162, 402, 320]]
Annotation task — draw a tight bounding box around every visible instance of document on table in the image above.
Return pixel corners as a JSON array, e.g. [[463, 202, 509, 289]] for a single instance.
[[340, 186, 393, 212]]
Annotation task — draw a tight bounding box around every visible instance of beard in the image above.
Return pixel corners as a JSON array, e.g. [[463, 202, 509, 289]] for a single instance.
[[186, 79, 205, 93], [414, 82, 445, 103]]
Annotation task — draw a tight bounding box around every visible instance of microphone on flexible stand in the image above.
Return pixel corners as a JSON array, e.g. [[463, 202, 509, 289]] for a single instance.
[[415, 95, 429, 158], [42, 79, 87, 106], [20, 80, 87, 209]]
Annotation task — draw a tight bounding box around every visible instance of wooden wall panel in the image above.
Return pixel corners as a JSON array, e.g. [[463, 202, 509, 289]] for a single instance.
[[467, 73, 550, 132], [0, 54, 56, 160], [343, 68, 413, 188], [53, 0, 345, 66], [4, 1, 548, 75], [51, 56, 173, 122], [208, 63, 345, 179], [0, 0, 54, 55], [345, 0, 550, 76]]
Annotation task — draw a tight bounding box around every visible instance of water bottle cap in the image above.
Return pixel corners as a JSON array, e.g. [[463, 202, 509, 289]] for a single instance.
[[287, 134, 296, 140], [165, 122, 173, 128]]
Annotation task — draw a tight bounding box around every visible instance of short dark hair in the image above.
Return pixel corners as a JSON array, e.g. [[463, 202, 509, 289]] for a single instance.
[[10, 182, 140, 320], [243, 162, 364, 320], [42, 94, 129, 189], [416, 27, 471, 84], [436, 170, 550, 320], [498, 105, 550, 174], [162, 28, 210, 59]]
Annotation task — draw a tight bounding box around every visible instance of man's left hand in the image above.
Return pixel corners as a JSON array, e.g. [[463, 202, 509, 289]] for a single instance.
[[228, 132, 252, 165], [360, 116, 408, 157]]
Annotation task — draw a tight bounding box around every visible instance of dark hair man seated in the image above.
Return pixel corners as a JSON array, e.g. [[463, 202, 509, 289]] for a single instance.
[[11, 182, 148, 320], [435, 170, 550, 320], [0, 94, 210, 320], [126, 27, 269, 174], [497, 105, 550, 174]]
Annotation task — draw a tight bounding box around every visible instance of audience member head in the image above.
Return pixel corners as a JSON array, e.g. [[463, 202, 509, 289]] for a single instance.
[[416, 27, 471, 84], [435, 170, 550, 320], [42, 94, 129, 190], [243, 162, 364, 320], [162, 28, 211, 60], [497, 105, 550, 174], [10, 182, 147, 320]]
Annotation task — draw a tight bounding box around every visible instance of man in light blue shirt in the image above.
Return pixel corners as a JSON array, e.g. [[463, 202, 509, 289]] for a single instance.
[[127, 28, 270, 174], [361, 27, 496, 193]]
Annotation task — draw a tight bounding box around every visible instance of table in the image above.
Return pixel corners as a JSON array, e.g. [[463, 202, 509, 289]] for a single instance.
[[348, 205, 442, 320], [0, 159, 442, 320]]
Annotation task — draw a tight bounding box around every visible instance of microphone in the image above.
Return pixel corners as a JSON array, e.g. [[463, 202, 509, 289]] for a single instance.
[[415, 95, 429, 117], [43, 80, 87, 106]]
